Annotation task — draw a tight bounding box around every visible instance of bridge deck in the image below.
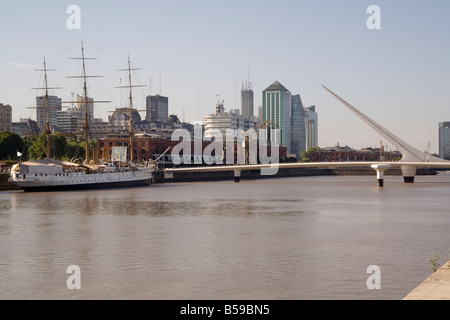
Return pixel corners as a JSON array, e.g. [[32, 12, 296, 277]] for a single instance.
[[164, 161, 450, 173]]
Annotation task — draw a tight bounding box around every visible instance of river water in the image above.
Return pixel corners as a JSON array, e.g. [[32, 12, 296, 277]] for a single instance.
[[0, 173, 449, 300]]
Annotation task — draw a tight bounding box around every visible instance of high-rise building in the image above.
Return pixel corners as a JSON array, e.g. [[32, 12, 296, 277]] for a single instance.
[[146, 95, 168, 122], [305, 105, 318, 149], [290, 94, 306, 159], [57, 107, 84, 133], [56, 95, 102, 133], [36, 95, 62, 129], [0, 103, 12, 132], [76, 95, 94, 122], [241, 80, 254, 117], [204, 100, 259, 139], [12, 118, 40, 137], [439, 121, 450, 160], [262, 81, 292, 152]]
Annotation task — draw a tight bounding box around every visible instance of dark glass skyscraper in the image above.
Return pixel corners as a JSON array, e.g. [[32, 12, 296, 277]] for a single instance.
[[290, 94, 306, 159], [241, 80, 254, 118], [146, 95, 168, 122]]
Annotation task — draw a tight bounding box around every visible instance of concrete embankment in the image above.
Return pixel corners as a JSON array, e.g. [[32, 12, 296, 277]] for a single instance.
[[0, 167, 437, 190], [404, 261, 450, 300], [0, 173, 19, 191], [153, 166, 436, 183]]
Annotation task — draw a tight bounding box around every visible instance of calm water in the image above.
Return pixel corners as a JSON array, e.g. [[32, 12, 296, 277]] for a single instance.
[[0, 173, 449, 300]]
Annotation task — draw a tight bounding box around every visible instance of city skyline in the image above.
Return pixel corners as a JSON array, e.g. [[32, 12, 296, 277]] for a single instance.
[[1, 1, 449, 153]]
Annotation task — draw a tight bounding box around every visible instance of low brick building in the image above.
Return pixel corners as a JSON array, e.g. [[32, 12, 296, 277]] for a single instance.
[[97, 136, 286, 165], [309, 145, 401, 162]]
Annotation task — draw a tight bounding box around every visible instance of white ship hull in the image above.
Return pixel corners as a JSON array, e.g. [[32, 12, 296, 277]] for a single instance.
[[9, 159, 154, 192]]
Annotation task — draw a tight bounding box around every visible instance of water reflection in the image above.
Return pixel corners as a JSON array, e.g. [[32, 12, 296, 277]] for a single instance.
[[7, 191, 315, 218], [0, 175, 449, 299]]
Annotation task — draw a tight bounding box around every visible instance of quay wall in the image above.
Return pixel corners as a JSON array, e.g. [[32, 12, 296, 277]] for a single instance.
[[404, 260, 450, 300], [153, 166, 436, 183], [0, 173, 20, 191], [0, 167, 437, 190]]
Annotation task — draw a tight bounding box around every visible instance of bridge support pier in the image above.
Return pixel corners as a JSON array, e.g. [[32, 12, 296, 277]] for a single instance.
[[234, 169, 241, 183], [401, 166, 416, 183], [371, 164, 392, 187]]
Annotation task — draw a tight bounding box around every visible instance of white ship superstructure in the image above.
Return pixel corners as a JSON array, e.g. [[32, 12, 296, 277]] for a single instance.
[[9, 158, 154, 192]]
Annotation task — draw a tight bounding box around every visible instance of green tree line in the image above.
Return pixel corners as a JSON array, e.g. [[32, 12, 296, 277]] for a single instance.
[[301, 147, 320, 162], [0, 131, 97, 162]]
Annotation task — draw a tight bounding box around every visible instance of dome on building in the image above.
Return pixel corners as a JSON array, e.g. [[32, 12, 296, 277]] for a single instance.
[[109, 108, 141, 127]]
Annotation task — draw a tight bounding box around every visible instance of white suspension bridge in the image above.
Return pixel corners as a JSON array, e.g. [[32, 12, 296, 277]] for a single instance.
[[164, 86, 450, 187]]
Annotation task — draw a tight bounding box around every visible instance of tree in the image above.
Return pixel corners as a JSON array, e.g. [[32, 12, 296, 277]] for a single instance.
[[52, 133, 68, 159], [301, 147, 320, 163], [28, 133, 68, 160], [61, 138, 98, 162], [64, 137, 85, 161], [21, 136, 37, 161], [0, 131, 24, 160], [280, 156, 297, 163], [28, 134, 46, 160]]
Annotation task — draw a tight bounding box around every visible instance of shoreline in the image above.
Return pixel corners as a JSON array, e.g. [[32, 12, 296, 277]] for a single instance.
[[404, 261, 450, 300], [0, 172, 19, 191], [152, 166, 436, 183], [1, 167, 437, 191]]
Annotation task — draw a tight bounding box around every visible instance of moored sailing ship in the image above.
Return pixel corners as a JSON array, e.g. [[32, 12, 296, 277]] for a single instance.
[[9, 157, 154, 192], [9, 42, 156, 192]]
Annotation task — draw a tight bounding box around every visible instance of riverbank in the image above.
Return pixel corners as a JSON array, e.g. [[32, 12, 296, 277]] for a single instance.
[[404, 260, 450, 300], [0, 173, 19, 191], [152, 166, 436, 183], [0, 166, 437, 191]]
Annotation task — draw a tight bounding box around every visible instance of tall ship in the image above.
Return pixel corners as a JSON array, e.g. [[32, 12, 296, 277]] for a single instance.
[[9, 42, 157, 192]]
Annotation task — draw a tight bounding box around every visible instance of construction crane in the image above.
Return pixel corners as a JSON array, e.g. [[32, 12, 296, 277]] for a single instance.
[[256, 120, 278, 130]]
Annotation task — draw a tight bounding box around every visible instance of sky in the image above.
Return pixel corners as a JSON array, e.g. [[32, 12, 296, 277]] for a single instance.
[[1, 0, 449, 154]]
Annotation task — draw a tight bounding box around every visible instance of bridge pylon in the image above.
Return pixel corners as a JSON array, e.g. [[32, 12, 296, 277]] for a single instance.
[[371, 164, 391, 187], [322, 85, 450, 184]]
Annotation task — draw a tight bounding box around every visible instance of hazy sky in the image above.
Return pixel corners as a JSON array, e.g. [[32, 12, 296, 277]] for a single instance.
[[1, 0, 449, 153]]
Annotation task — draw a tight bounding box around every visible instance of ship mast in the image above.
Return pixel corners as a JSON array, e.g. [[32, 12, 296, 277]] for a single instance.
[[31, 57, 61, 159], [116, 55, 145, 163], [43, 58, 52, 158], [81, 43, 90, 163], [66, 40, 110, 164]]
